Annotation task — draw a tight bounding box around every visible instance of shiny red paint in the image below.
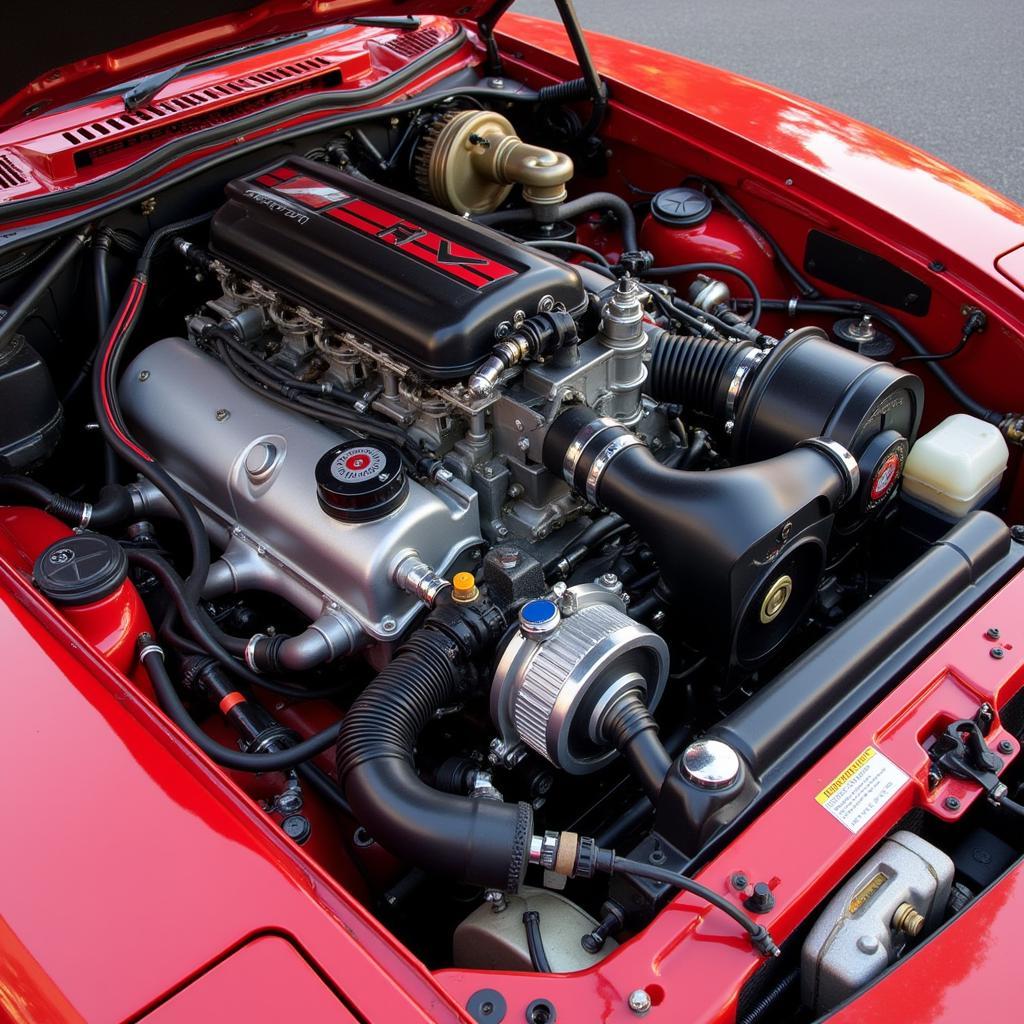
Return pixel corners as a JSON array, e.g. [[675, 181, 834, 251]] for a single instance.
[[436, 567, 1024, 1022], [0, 556, 466, 1023], [496, 14, 1024, 432], [0, 12, 1021, 1023], [0, 17, 461, 200], [0, 2, 498, 128], [141, 936, 359, 1022]]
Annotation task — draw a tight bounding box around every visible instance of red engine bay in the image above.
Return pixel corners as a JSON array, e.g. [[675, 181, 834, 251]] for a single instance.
[[1, 7, 1024, 1023]]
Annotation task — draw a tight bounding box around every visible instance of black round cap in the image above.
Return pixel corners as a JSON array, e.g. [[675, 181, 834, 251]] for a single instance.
[[315, 440, 409, 523], [650, 187, 713, 228], [34, 532, 129, 606]]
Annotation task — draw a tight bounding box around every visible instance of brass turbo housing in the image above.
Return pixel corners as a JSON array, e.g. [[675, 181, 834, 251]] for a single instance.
[[415, 109, 574, 215]]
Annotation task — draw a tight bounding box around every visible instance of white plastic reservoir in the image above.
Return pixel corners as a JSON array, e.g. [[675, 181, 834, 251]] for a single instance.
[[903, 414, 1009, 519]]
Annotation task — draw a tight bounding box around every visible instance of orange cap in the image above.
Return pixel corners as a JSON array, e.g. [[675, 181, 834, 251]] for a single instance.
[[452, 571, 479, 603]]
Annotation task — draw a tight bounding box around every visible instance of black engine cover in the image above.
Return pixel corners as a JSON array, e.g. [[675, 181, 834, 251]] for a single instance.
[[210, 158, 586, 380]]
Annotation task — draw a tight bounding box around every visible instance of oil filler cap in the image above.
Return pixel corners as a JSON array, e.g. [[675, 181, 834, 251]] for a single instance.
[[33, 532, 129, 606], [315, 439, 409, 523]]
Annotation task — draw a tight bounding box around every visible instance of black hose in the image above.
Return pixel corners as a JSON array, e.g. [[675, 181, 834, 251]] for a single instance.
[[643, 262, 762, 327], [126, 547, 323, 700], [0, 230, 90, 356], [544, 513, 629, 576], [92, 213, 216, 608], [211, 332, 420, 460], [337, 624, 533, 891], [602, 692, 672, 803], [537, 77, 591, 104], [551, 0, 608, 138], [524, 239, 610, 267], [609, 855, 779, 956], [0, 475, 134, 529], [64, 231, 116, 407], [297, 762, 354, 818], [558, 192, 638, 252], [479, 192, 638, 252], [139, 639, 341, 771], [522, 911, 553, 973], [648, 329, 749, 417], [759, 297, 1002, 424], [737, 970, 800, 1024]]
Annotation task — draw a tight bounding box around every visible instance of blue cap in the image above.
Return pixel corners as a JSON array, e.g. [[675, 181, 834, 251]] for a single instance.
[[519, 598, 561, 638]]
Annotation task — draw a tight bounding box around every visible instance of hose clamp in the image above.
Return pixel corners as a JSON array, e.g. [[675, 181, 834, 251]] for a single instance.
[[723, 346, 767, 420], [78, 502, 93, 529], [562, 416, 619, 487], [138, 641, 164, 662], [798, 437, 861, 506], [585, 434, 644, 504], [245, 634, 266, 673]]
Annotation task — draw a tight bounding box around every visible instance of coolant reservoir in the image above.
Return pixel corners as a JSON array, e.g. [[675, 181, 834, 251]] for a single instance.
[[902, 414, 1008, 518]]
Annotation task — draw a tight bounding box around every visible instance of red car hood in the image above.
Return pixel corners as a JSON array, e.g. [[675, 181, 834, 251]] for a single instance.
[[2, 0, 507, 127]]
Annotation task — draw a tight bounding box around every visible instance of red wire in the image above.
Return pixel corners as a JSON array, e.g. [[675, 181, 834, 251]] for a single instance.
[[98, 277, 152, 462]]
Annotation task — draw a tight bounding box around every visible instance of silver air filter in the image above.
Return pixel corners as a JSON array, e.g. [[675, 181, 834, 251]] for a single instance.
[[490, 585, 669, 774]]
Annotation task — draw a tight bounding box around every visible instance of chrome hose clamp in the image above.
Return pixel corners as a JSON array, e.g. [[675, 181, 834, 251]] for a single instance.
[[798, 437, 860, 506], [562, 416, 619, 487], [723, 346, 767, 420], [585, 434, 644, 504]]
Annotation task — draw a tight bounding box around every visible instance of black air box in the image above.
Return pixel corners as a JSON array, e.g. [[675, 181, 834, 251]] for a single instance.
[[210, 158, 586, 380]]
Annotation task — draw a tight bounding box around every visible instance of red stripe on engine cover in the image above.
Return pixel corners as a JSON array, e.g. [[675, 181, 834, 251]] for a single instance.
[[267, 169, 515, 290]]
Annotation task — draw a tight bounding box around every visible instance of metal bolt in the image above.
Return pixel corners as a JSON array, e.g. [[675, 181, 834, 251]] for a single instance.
[[599, 572, 619, 587], [496, 525, 509, 538], [381, 616, 397, 633], [137, 370, 150, 382], [514, 418, 525, 431], [1012, 525, 1024, 543], [517, 437, 530, 452], [730, 873, 749, 891], [991, 646, 1005, 659], [215, 408, 230, 421], [498, 550, 520, 570], [944, 796, 961, 811], [484, 889, 508, 913], [489, 77, 505, 89], [986, 627, 1001, 640], [627, 989, 652, 1016], [999, 739, 1014, 754]]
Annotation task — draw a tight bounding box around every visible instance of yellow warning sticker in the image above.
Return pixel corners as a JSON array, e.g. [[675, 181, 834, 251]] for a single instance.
[[815, 746, 908, 833]]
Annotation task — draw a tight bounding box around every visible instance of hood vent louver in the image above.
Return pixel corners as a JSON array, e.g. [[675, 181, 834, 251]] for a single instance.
[[0, 154, 27, 189], [59, 56, 334, 150], [382, 27, 442, 58]]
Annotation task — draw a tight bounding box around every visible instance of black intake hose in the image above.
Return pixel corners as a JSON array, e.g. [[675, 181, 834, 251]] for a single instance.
[[0, 475, 135, 529], [647, 326, 925, 465], [543, 406, 851, 666], [337, 611, 533, 892]]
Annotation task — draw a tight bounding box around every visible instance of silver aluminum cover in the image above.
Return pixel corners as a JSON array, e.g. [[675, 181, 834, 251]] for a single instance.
[[119, 337, 481, 641]]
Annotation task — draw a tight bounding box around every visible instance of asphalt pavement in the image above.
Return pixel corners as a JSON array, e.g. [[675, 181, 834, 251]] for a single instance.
[[511, 0, 1024, 204]]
